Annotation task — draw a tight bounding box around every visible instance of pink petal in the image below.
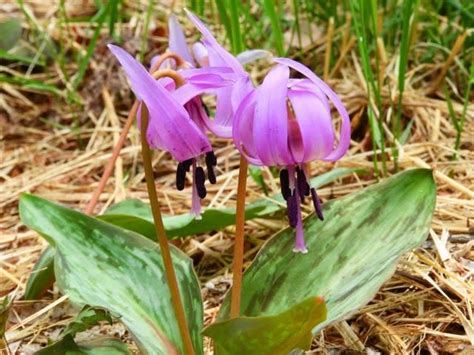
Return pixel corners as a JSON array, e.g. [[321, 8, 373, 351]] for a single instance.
[[274, 58, 351, 161], [185, 9, 245, 75], [173, 68, 248, 138], [287, 89, 335, 162], [169, 14, 194, 65], [108, 44, 212, 161], [253, 64, 293, 166], [233, 90, 262, 165], [288, 79, 331, 113]]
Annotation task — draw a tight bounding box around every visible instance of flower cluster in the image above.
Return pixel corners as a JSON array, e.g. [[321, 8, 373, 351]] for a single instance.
[[109, 10, 350, 253]]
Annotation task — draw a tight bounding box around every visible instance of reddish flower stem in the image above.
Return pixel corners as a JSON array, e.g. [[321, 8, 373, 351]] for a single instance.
[[230, 156, 249, 318], [84, 100, 138, 215]]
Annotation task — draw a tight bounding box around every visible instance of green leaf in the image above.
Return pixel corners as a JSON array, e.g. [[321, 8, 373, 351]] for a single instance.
[[61, 305, 113, 338], [36, 334, 81, 354], [24, 245, 55, 300], [100, 200, 267, 240], [0, 19, 22, 51], [78, 338, 131, 354], [219, 169, 436, 336], [19, 194, 203, 354], [101, 167, 363, 239], [248, 166, 269, 195], [37, 334, 130, 355], [24, 167, 362, 301], [37, 306, 126, 354], [204, 297, 326, 355]]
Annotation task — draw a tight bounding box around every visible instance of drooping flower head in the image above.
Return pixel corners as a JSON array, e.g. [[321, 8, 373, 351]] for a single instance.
[[151, 11, 264, 140], [233, 58, 351, 253], [108, 44, 233, 218], [183, 10, 257, 138]]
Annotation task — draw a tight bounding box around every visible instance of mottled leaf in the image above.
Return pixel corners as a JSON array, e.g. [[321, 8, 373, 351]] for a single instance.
[[204, 297, 326, 355], [219, 169, 436, 336], [19, 194, 203, 354], [24, 167, 361, 301]]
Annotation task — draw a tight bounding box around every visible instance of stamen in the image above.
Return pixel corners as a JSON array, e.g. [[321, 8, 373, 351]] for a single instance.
[[195, 166, 207, 198], [206, 151, 217, 166], [286, 192, 298, 228], [176, 162, 186, 190], [206, 152, 217, 184], [280, 169, 291, 200], [296, 167, 310, 200], [311, 188, 324, 221], [182, 159, 193, 172]]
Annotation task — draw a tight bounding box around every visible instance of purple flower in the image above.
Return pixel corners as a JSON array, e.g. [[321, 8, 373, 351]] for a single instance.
[[184, 10, 256, 138], [108, 44, 232, 218], [233, 58, 351, 253]]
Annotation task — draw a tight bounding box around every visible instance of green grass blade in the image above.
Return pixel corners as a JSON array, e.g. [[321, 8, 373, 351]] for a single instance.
[[214, 0, 233, 48], [72, 2, 110, 90], [263, 0, 285, 56], [228, 0, 244, 54]]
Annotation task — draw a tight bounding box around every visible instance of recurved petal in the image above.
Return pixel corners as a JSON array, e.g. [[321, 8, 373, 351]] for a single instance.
[[185, 9, 245, 75], [232, 90, 262, 165], [288, 89, 335, 162], [108, 44, 212, 161], [253, 64, 293, 166], [288, 79, 331, 113], [274, 58, 351, 161], [168, 14, 194, 65]]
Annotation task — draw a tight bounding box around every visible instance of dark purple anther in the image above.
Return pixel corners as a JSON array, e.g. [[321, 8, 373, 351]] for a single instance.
[[195, 166, 207, 198], [311, 187, 324, 221], [207, 166, 216, 184], [176, 163, 186, 190], [296, 167, 310, 200], [182, 159, 193, 172], [205, 152, 217, 184], [279, 169, 291, 200], [286, 192, 298, 227], [204, 153, 215, 182], [205, 151, 217, 166]]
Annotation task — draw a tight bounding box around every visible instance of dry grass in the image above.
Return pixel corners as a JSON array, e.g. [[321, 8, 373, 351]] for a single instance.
[[1, 1, 473, 354]]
